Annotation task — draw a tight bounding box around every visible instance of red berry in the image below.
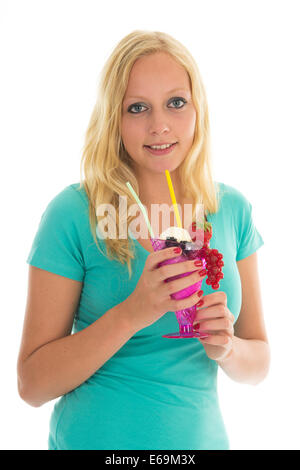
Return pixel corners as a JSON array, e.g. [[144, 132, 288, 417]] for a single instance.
[[211, 266, 220, 275], [201, 250, 210, 259], [209, 255, 218, 265], [195, 235, 224, 290]]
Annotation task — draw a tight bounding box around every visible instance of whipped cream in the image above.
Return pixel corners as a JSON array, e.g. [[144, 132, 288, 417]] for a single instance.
[[159, 226, 192, 243]]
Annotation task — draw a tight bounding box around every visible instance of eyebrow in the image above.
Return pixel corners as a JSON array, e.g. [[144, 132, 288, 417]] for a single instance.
[[124, 88, 190, 101]]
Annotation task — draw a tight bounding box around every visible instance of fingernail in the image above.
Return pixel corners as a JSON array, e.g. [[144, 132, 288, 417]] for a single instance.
[[173, 247, 181, 254], [194, 260, 203, 267], [196, 299, 204, 307], [199, 334, 209, 340], [197, 290, 204, 298], [199, 269, 206, 276]]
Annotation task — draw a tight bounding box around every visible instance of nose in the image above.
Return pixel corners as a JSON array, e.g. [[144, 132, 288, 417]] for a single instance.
[[148, 109, 171, 136]]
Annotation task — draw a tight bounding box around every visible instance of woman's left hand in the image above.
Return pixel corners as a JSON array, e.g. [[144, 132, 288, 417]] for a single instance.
[[193, 291, 235, 362]]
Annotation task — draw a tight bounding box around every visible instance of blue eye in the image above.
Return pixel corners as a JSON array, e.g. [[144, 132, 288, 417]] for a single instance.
[[128, 104, 147, 113], [169, 98, 187, 108], [128, 97, 187, 114]]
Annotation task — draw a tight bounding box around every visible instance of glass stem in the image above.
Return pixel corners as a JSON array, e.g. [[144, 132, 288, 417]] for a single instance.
[[179, 324, 193, 335]]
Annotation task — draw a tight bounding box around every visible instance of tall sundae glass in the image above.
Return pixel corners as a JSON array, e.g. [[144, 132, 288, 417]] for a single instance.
[[150, 229, 208, 339], [126, 173, 209, 339]]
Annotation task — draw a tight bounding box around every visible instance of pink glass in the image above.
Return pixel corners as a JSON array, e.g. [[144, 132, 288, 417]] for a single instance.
[[150, 237, 209, 339]]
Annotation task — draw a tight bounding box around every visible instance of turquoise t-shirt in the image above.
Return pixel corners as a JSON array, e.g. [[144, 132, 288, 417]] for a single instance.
[[26, 181, 264, 450]]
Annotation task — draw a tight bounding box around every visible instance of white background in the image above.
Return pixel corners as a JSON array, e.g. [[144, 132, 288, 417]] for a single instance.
[[1, 0, 299, 450]]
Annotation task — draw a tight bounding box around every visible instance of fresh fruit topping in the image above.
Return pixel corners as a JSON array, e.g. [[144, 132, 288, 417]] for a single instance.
[[190, 216, 224, 290]]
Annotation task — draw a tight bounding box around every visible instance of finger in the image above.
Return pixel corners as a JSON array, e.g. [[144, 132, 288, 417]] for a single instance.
[[194, 317, 233, 332], [194, 291, 227, 309], [158, 259, 205, 283], [194, 304, 232, 321], [199, 333, 231, 346], [170, 284, 205, 312], [165, 270, 206, 298], [147, 246, 182, 271]]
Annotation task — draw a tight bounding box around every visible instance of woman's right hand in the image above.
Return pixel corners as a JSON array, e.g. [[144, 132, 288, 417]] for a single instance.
[[123, 246, 206, 333]]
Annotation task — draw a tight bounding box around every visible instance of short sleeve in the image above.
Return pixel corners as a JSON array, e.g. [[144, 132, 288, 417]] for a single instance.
[[235, 190, 264, 261], [26, 185, 86, 281]]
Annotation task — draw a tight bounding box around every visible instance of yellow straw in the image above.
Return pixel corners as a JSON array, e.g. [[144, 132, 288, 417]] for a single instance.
[[126, 182, 155, 238], [165, 170, 182, 228]]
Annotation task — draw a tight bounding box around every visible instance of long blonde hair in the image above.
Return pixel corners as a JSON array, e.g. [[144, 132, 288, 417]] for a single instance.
[[77, 30, 220, 279]]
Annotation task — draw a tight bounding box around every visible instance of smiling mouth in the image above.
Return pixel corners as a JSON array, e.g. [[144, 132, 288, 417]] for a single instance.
[[144, 142, 178, 149], [143, 142, 178, 155]]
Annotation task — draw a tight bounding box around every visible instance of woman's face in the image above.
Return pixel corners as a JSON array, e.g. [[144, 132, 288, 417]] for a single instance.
[[121, 52, 196, 175]]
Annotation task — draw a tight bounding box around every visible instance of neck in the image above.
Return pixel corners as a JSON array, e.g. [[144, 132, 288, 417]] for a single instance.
[[136, 170, 185, 207], [135, 171, 192, 240]]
